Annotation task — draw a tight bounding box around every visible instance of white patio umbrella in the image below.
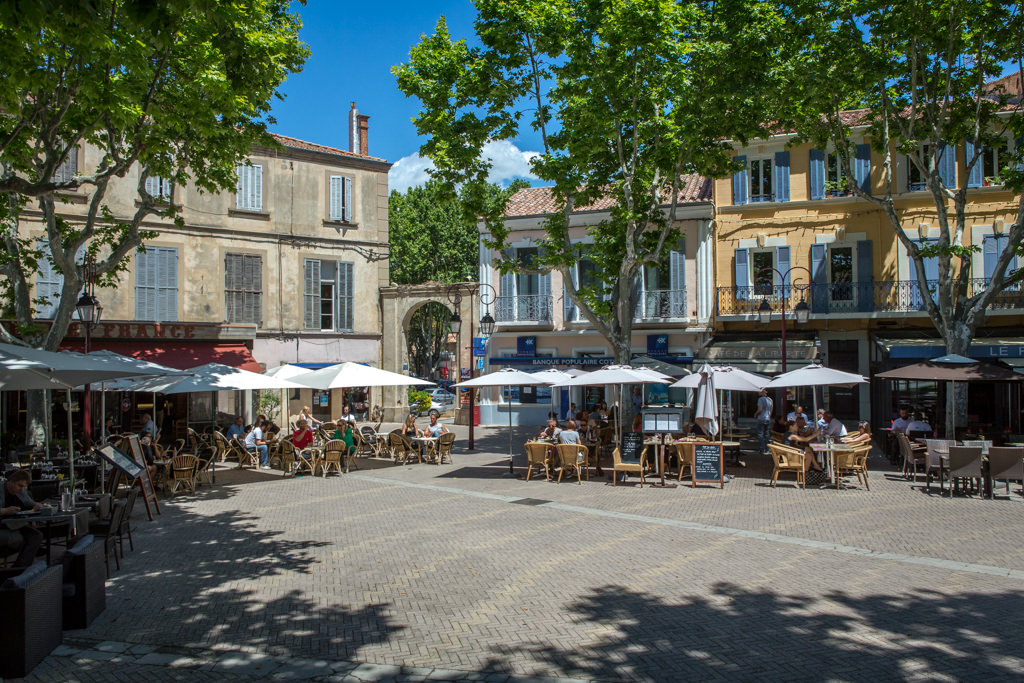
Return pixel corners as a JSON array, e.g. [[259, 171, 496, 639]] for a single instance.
[[670, 365, 769, 392], [129, 362, 307, 394], [263, 364, 313, 429], [293, 362, 434, 389], [764, 363, 867, 425], [695, 369, 720, 438], [454, 368, 552, 475], [563, 368, 589, 377], [553, 365, 671, 444], [530, 368, 573, 419]]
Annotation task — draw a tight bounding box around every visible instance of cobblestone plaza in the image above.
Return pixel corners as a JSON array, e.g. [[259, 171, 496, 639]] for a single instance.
[[23, 426, 1024, 682]]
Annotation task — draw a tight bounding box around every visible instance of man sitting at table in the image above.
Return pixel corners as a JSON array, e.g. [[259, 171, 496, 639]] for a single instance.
[[245, 418, 271, 470], [292, 418, 314, 451], [1, 470, 44, 567], [538, 418, 562, 441], [558, 420, 582, 444], [891, 406, 911, 433], [787, 405, 809, 423], [905, 412, 932, 436], [424, 413, 449, 438], [787, 416, 818, 448], [226, 416, 247, 441], [821, 411, 849, 438]]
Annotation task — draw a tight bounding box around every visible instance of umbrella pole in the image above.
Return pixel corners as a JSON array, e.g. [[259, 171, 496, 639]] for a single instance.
[[506, 385, 514, 475], [66, 389, 75, 486], [211, 390, 217, 484], [100, 383, 107, 490]]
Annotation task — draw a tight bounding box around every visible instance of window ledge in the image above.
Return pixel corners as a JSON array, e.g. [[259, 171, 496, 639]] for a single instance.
[[323, 219, 358, 229], [134, 199, 179, 209], [54, 192, 88, 204], [228, 208, 271, 221]]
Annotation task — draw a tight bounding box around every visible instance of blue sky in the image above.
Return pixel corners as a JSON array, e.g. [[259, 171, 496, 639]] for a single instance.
[[269, 0, 542, 193]]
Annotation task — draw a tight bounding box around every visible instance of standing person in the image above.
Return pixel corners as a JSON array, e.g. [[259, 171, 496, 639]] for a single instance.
[[245, 418, 270, 469], [139, 413, 158, 464], [299, 406, 323, 429], [632, 388, 643, 413], [1, 470, 45, 567], [338, 404, 357, 429], [754, 389, 774, 455]]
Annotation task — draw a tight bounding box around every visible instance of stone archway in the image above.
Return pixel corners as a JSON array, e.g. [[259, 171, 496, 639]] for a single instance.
[[379, 282, 477, 422]]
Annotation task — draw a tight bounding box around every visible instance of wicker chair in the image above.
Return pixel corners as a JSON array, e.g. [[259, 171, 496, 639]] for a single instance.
[[276, 439, 297, 475], [321, 439, 345, 476], [230, 435, 257, 469], [768, 442, 805, 489], [169, 454, 198, 495], [674, 442, 695, 483], [436, 432, 456, 464], [612, 446, 648, 487], [212, 432, 229, 462], [555, 443, 589, 484], [294, 443, 320, 476], [986, 447, 1024, 498], [0, 562, 64, 678], [388, 432, 420, 465], [360, 426, 384, 457], [524, 442, 551, 481]]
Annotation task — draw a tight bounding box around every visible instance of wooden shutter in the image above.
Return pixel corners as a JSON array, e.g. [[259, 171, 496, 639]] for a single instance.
[[856, 239, 874, 312], [732, 155, 748, 205], [52, 148, 78, 183], [775, 245, 791, 295], [809, 149, 825, 200], [236, 163, 262, 210], [135, 250, 154, 320], [982, 235, 1014, 281], [252, 165, 263, 211], [35, 239, 62, 318], [247, 255, 262, 325], [563, 264, 577, 323], [497, 249, 514, 320], [343, 176, 353, 222], [810, 243, 827, 313], [938, 143, 955, 188], [329, 176, 344, 220], [854, 144, 871, 193], [235, 164, 247, 209], [224, 254, 240, 322], [670, 240, 685, 315], [338, 262, 354, 331], [303, 259, 320, 329], [965, 139, 983, 188], [733, 248, 749, 300], [158, 248, 178, 322], [773, 151, 790, 202]]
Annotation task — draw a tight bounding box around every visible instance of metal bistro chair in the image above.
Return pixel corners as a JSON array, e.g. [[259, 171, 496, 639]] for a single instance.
[[946, 446, 984, 498], [897, 432, 926, 482], [924, 439, 955, 491], [986, 447, 1024, 498], [524, 442, 551, 481]]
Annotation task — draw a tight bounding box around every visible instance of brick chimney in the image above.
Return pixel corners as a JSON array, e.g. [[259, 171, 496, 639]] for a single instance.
[[349, 102, 371, 156], [358, 114, 370, 156]]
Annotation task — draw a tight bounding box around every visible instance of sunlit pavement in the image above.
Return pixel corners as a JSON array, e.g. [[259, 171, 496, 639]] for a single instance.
[[23, 423, 1024, 681]]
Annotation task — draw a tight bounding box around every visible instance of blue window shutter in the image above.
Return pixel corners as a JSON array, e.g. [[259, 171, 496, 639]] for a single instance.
[[135, 251, 153, 321], [854, 144, 871, 193], [35, 239, 62, 319], [809, 149, 825, 200], [161, 248, 178, 322], [732, 155, 747, 205], [856, 239, 874, 312], [983, 235, 1000, 281], [563, 266, 577, 323], [338, 262, 354, 331], [965, 139, 983, 188], [810, 243, 827, 313], [773, 152, 790, 202], [938, 143, 955, 188], [734, 248, 749, 300], [539, 270, 552, 320], [922, 239, 939, 282], [775, 245, 790, 296], [670, 243, 685, 315]]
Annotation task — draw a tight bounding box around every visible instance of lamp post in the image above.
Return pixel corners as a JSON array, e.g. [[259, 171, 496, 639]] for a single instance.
[[75, 262, 103, 444], [447, 282, 496, 450], [756, 266, 810, 374]]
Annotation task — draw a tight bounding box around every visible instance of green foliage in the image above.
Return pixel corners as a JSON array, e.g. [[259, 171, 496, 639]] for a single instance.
[[258, 390, 282, 423], [389, 179, 526, 285], [407, 390, 431, 416], [406, 301, 452, 379], [0, 0, 309, 350], [395, 0, 792, 360]]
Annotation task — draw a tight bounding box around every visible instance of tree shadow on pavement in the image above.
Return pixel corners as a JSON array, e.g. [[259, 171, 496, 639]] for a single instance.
[[487, 582, 1024, 681]]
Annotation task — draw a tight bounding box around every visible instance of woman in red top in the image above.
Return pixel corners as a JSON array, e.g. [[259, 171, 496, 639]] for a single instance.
[[292, 418, 314, 450]]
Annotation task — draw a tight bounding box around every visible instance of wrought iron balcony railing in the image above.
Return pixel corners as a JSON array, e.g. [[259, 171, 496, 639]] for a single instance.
[[494, 294, 553, 323], [717, 279, 1024, 316], [634, 288, 687, 320]]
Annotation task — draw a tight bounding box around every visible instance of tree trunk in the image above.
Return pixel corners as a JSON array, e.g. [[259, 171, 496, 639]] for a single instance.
[[26, 389, 48, 449], [943, 323, 973, 436]]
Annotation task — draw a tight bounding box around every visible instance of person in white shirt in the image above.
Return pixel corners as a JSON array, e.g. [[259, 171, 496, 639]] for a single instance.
[[338, 405, 357, 428], [786, 405, 809, 423], [905, 414, 932, 435], [244, 419, 270, 469], [821, 411, 848, 438], [891, 406, 911, 433]]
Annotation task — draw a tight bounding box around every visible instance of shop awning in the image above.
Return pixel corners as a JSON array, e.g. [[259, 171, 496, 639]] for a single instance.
[[876, 337, 1024, 360], [697, 340, 818, 374], [60, 340, 261, 373]]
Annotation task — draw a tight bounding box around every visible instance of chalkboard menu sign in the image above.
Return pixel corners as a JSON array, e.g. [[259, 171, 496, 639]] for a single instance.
[[97, 445, 144, 479], [693, 442, 724, 488], [620, 432, 645, 464], [124, 435, 161, 520]]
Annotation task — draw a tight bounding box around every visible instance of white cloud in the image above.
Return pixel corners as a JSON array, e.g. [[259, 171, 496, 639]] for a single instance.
[[388, 140, 540, 194]]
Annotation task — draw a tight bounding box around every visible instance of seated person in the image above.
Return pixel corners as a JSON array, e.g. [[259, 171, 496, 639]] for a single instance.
[[631, 414, 643, 432], [333, 422, 356, 454], [581, 419, 599, 443], [558, 419, 582, 444], [401, 414, 419, 439], [139, 412, 158, 464], [103, 416, 118, 442], [588, 406, 601, 423], [842, 421, 873, 444], [226, 416, 247, 441], [424, 413, 449, 438], [537, 418, 562, 441], [1, 470, 44, 567], [292, 418, 314, 450], [771, 415, 790, 437], [244, 419, 270, 469], [891, 406, 911, 433], [787, 416, 819, 448], [786, 405, 809, 423], [821, 411, 848, 438], [905, 413, 932, 435], [597, 403, 609, 421], [816, 408, 828, 430]]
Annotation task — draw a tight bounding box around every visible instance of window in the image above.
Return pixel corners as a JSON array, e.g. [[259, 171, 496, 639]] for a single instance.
[[145, 175, 172, 200], [825, 152, 849, 195], [51, 147, 77, 183], [329, 175, 353, 222], [749, 157, 773, 202], [35, 240, 68, 319], [303, 258, 353, 332], [907, 145, 931, 192], [564, 257, 601, 323], [224, 253, 262, 325], [982, 138, 1009, 185], [828, 246, 854, 301], [135, 247, 178, 322], [235, 162, 263, 211], [752, 251, 774, 295]]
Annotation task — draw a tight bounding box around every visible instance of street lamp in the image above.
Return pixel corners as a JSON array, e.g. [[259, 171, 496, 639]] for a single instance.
[[76, 262, 103, 444], [446, 281, 497, 450], [756, 266, 811, 373]]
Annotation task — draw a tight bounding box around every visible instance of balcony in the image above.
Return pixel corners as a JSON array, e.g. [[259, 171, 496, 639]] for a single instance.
[[716, 280, 1024, 317], [494, 295, 553, 323], [635, 288, 687, 320]]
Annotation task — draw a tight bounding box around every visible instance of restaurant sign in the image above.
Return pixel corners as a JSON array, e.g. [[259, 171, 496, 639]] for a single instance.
[[489, 355, 693, 367], [64, 321, 257, 341]]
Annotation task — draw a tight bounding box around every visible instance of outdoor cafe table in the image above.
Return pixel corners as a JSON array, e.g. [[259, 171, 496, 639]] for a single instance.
[[809, 442, 856, 489], [1, 507, 89, 564], [412, 436, 440, 463]]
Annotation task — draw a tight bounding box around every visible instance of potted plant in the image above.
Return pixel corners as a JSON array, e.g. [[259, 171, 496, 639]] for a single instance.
[[983, 175, 1003, 187], [824, 178, 850, 197]]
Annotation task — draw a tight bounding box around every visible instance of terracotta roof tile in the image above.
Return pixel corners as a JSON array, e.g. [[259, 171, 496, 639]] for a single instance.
[[268, 133, 388, 163], [504, 174, 712, 218]]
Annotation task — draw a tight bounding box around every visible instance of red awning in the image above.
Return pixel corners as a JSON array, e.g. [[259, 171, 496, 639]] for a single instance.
[[61, 340, 262, 373]]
